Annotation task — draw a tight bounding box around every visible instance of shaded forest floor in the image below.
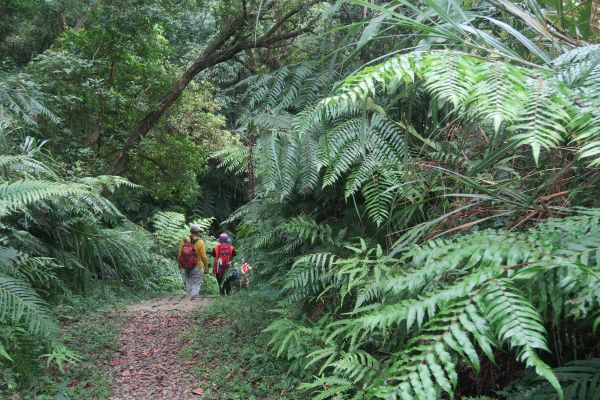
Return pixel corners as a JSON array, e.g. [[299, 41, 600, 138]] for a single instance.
[[20, 290, 303, 400], [109, 296, 209, 399], [108, 291, 301, 400]]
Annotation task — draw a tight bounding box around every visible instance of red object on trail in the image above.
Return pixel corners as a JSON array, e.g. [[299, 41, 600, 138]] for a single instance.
[[142, 348, 156, 357], [192, 388, 204, 395], [241, 263, 251, 274]]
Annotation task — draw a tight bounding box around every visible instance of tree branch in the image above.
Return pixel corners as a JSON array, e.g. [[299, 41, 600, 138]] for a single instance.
[[109, 2, 318, 175]]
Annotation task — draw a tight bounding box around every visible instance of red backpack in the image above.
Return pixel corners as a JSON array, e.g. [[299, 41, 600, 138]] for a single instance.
[[214, 244, 233, 275], [179, 237, 198, 270]]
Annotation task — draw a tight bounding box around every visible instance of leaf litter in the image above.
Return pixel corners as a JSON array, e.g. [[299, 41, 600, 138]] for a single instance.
[[108, 296, 208, 399]]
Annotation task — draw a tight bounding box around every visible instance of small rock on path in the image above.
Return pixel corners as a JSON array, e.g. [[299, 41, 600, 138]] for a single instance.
[[108, 296, 208, 399]]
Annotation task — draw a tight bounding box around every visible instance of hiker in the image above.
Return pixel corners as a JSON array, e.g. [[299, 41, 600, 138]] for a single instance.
[[178, 224, 209, 297], [211, 233, 236, 295]]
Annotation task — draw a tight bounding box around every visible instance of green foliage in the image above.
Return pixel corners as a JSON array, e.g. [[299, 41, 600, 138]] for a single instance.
[[152, 211, 214, 253], [131, 131, 207, 203], [41, 292, 123, 399], [322, 47, 600, 165], [129, 84, 236, 208], [260, 211, 600, 399], [183, 288, 305, 399], [2, 0, 600, 398], [0, 135, 163, 391], [214, 145, 250, 176], [40, 343, 82, 373], [501, 359, 600, 400], [222, 2, 600, 399], [0, 72, 59, 131], [0, 274, 58, 338]]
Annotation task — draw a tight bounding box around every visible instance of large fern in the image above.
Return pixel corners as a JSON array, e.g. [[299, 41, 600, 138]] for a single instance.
[[264, 210, 600, 399], [0, 273, 57, 339], [322, 47, 600, 165], [0, 72, 59, 130], [152, 211, 214, 254], [503, 359, 600, 400]]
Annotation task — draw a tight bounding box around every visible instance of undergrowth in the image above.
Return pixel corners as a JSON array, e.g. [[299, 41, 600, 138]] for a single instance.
[[183, 287, 305, 399], [1, 287, 143, 399]]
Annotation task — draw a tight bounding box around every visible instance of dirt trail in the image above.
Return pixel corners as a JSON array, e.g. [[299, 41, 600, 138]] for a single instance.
[[108, 296, 210, 400]]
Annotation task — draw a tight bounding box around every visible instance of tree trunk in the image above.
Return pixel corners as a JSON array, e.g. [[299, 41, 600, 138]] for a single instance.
[[244, 48, 257, 74], [246, 127, 256, 201], [592, 0, 598, 36], [85, 120, 102, 151], [109, 21, 240, 175], [109, 1, 317, 176]]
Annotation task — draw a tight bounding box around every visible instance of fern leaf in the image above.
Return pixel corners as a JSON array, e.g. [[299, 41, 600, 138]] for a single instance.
[[0, 273, 58, 338], [483, 279, 562, 397], [508, 77, 569, 163]]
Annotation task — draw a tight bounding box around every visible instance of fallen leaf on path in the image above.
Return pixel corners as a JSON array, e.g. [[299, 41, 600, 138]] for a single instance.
[[192, 388, 204, 395], [110, 307, 198, 399], [132, 371, 153, 376], [142, 348, 156, 357]]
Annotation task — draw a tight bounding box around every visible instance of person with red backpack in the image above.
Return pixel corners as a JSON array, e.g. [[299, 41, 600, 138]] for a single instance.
[[211, 233, 236, 295], [178, 224, 209, 297]]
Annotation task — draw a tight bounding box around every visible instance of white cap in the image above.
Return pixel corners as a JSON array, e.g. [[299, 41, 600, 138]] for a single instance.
[[190, 224, 201, 233]]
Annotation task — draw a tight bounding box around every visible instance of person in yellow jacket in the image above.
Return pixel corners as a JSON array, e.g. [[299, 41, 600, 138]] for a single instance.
[[178, 224, 209, 297]]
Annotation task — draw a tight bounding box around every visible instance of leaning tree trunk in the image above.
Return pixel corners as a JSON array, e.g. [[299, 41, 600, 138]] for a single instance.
[[109, 22, 239, 175], [109, 2, 317, 176]]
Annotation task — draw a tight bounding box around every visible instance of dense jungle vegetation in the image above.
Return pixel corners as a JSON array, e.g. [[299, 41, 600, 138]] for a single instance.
[[1, 0, 600, 398]]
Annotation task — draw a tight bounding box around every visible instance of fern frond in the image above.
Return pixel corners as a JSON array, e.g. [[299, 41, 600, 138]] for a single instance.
[[509, 358, 600, 400], [508, 77, 569, 163], [0, 180, 98, 217], [0, 154, 56, 180], [152, 211, 213, 252], [77, 175, 138, 193], [422, 52, 477, 110], [361, 172, 396, 227], [0, 72, 59, 129], [483, 279, 560, 396], [212, 146, 250, 176], [284, 217, 340, 246], [330, 350, 380, 384], [322, 118, 362, 187], [300, 375, 353, 400], [322, 48, 600, 165], [371, 296, 490, 399], [469, 59, 527, 132], [0, 273, 58, 338], [284, 253, 337, 300], [13, 257, 64, 291]]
